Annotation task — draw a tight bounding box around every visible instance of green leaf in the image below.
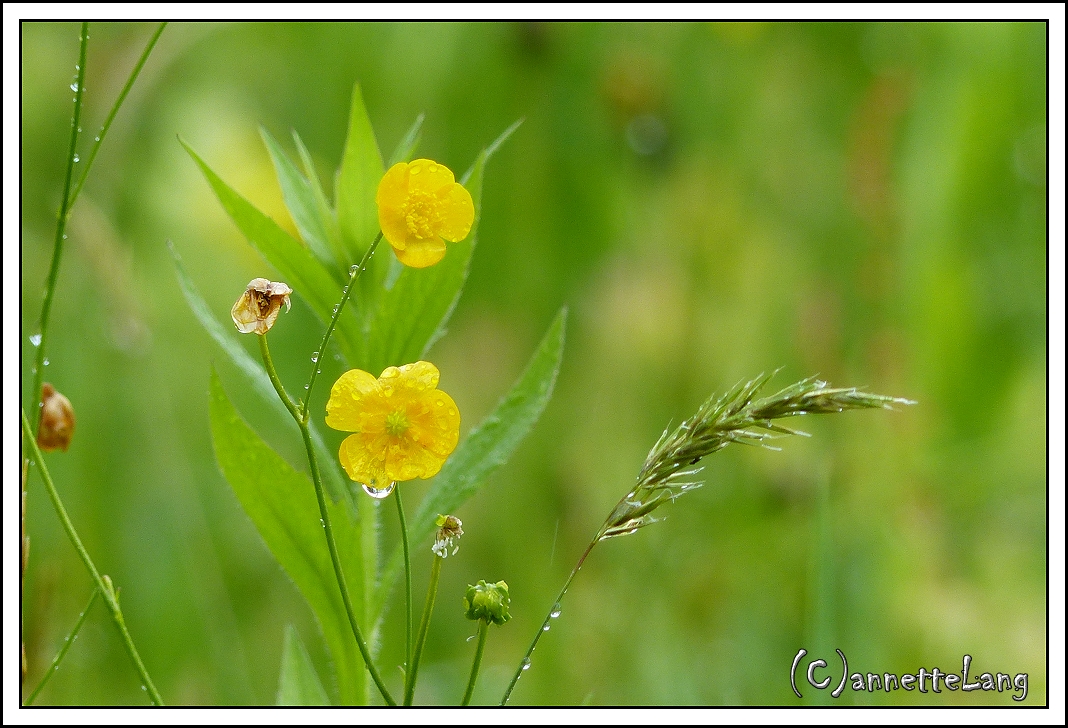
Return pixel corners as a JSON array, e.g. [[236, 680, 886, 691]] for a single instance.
[[293, 129, 346, 269], [261, 126, 340, 279], [180, 138, 365, 364], [276, 625, 332, 706], [335, 83, 384, 263], [363, 119, 523, 375], [168, 241, 347, 503], [210, 369, 368, 704], [387, 113, 424, 167], [376, 307, 567, 616]]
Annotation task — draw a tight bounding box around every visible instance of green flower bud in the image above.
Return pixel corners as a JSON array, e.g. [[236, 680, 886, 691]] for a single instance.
[[463, 580, 511, 625]]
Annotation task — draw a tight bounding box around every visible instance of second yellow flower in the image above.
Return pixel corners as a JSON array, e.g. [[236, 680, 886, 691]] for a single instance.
[[326, 361, 460, 497]]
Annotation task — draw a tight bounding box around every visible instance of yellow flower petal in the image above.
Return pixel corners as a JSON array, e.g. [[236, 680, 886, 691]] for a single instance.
[[339, 432, 385, 485], [393, 238, 447, 268], [407, 389, 461, 458], [377, 162, 411, 250], [434, 183, 475, 243], [407, 158, 456, 194], [326, 368, 378, 432], [396, 361, 440, 390]]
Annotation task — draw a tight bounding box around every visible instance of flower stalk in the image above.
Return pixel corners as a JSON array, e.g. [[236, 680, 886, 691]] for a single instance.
[[258, 330, 395, 705], [461, 620, 489, 706], [404, 552, 443, 705], [394, 486, 413, 689]]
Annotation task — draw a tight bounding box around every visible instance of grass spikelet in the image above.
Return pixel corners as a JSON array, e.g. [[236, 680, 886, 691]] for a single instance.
[[598, 373, 915, 540]]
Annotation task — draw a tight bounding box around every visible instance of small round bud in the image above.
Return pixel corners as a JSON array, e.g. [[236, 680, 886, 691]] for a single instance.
[[432, 514, 463, 558], [463, 580, 511, 625], [231, 278, 292, 334], [38, 383, 75, 451]]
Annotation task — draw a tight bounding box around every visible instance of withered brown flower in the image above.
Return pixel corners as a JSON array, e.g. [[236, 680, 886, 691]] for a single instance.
[[38, 382, 75, 452], [231, 278, 292, 335]]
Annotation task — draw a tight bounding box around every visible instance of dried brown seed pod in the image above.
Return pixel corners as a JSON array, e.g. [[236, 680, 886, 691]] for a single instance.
[[231, 278, 292, 335], [38, 382, 75, 452]]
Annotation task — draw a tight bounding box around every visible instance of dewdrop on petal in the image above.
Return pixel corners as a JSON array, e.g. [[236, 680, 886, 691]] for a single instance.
[[432, 514, 463, 557], [231, 278, 292, 334], [38, 383, 75, 452]]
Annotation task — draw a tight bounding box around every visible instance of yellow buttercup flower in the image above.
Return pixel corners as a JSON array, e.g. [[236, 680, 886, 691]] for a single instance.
[[326, 361, 460, 497], [376, 159, 474, 268]]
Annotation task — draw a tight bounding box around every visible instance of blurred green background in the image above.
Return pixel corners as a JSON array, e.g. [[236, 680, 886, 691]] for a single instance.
[[20, 21, 1047, 705]]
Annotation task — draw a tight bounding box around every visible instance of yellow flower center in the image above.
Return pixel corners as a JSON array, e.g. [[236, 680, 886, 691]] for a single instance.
[[385, 409, 410, 437], [402, 190, 438, 239]]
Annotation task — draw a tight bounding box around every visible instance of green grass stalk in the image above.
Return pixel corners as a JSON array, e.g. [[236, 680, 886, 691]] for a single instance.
[[25, 588, 99, 705], [21, 411, 163, 705]]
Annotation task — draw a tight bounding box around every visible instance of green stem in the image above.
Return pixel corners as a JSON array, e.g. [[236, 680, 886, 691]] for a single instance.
[[29, 22, 88, 432], [259, 334, 396, 706], [301, 232, 382, 421], [67, 23, 167, 209], [25, 588, 99, 705], [500, 537, 598, 705], [462, 620, 489, 706], [21, 410, 163, 706], [258, 335, 301, 421], [394, 487, 413, 689], [404, 554, 442, 705]]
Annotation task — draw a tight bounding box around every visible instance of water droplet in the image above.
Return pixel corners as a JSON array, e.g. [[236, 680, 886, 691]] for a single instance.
[[141, 685, 147, 691], [73, 155, 80, 163], [70, 82, 79, 91], [43, 358, 50, 366], [77, 126, 82, 133], [361, 481, 396, 499], [349, 264, 359, 275], [303, 384, 309, 390], [521, 658, 531, 671], [30, 334, 41, 346], [550, 604, 562, 618], [311, 352, 319, 362], [94, 136, 100, 142], [542, 624, 550, 632], [319, 519, 325, 528], [466, 634, 475, 642]]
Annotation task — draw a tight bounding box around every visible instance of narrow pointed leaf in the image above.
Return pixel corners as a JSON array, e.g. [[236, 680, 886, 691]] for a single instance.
[[210, 370, 367, 704], [335, 83, 384, 263], [276, 625, 332, 706], [261, 126, 340, 279], [293, 129, 346, 269]]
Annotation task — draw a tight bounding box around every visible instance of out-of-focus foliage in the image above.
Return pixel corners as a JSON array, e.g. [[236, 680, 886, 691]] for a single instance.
[[20, 22, 1046, 705]]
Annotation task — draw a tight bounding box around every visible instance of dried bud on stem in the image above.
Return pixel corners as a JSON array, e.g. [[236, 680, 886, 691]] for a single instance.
[[432, 514, 464, 558], [231, 278, 292, 334], [38, 383, 75, 452]]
